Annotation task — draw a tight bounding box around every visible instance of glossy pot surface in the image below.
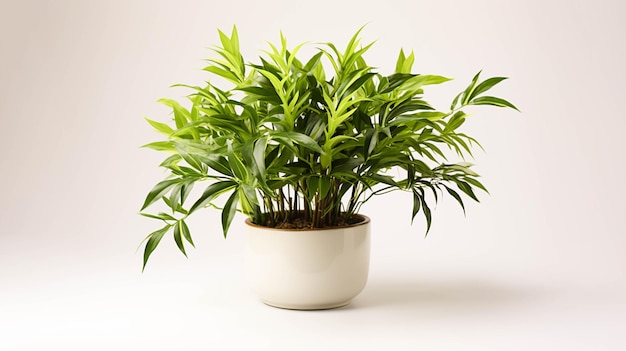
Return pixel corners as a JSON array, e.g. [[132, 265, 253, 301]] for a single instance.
[[245, 215, 371, 310]]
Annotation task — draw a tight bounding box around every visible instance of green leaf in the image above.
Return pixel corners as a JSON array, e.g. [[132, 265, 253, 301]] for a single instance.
[[221, 190, 240, 238], [159, 155, 182, 169], [177, 148, 204, 172], [189, 180, 237, 214], [415, 111, 447, 121], [180, 220, 194, 247], [218, 28, 232, 52], [145, 117, 173, 135], [363, 128, 378, 159], [319, 176, 331, 199], [461, 70, 482, 105], [395, 49, 415, 74], [456, 181, 479, 202], [181, 181, 194, 204], [173, 221, 187, 257], [227, 141, 249, 181], [162, 197, 188, 215], [395, 49, 406, 73], [141, 141, 175, 152], [307, 176, 319, 200], [468, 77, 508, 101], [411, 189, 421, 223], [331, 157, 363, 175], [402, 75, 452, 91], [201, 156, 233, 177], [168, 183, 182, 214], [230, 25, 240, 54], [343, 72, 376, 97], [303, 51, 323, 72], [464, 177, 489, 193], [379, 73, 413, 94], [443, 185, 466, 216], [469, 96, 519, 111], [142, 225, 170, 271], [158, 98, 190, 129], [326, 135, 357, 149], [450, 91, 463, 110], [444, 111, 466, 133], [452, 135, 473, 157], [204, 65, 239, 83], [412, 160, 434, 176], [141, 179, 180, 211], [253, 137, 268, 179], [421, 195, 432, 236], [364, 173, 398, 187], [272, 132, 323, 153], [402, 51, 415, 73], [140, 212, 177, 221]]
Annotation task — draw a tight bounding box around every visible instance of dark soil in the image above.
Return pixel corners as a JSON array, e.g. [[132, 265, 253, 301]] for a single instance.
[[264, 215, 363, 230]]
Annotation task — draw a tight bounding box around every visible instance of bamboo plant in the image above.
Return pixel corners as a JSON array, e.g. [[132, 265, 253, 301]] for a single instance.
[[139, 26, 518, 269]]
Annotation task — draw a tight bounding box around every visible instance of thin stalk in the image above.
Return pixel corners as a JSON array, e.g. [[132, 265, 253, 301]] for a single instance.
[[278, 189, 285, 222], [287, 184, 293, 221], [332, 178, 341, 221], [266, 197, 276, 227], [312, 192, 320, 228], [347, 182, 360, 215], [320, 194, 327, 227], [301, 180, 310, 222], [294, 183, 299, 215]]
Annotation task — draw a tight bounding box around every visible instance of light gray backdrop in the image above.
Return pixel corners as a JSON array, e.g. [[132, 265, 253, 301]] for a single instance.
[[1, 0, 624, 349]]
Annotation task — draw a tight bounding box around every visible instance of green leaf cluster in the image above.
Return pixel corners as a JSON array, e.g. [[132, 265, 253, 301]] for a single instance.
[[139, 26, 518, 269]]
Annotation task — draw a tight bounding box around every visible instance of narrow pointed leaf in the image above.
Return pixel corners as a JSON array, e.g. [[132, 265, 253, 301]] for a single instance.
[[189, 180, 237, 214], [343, 72, 376, 97], [140, 212, 176, 221], [201, 156, 233, 177], [227, 142, 248, 181], [221, 190, 240, 238], [162, 197, 188, 215], [142, 225, 171, 271], [411, 189, 421, 223], [464, 177, 489, 193], [141, 179, 180, 211], [319, 176, 331, 199], [395, 49, 406, 73], [253, 137, 268, 179], [468, 77, 508, 101], [444, 185, 466, 216], [204, 65, 238, 82], [450, 91, 463, 110], [461, 70, 482, 105], [141, 141, 175, 152], [272, 132, 323, 153], [145, 118, 173, 135], [173, 222, 187, 257], [158, 98, 190, 129], [180, 220, 194, 247], [470, 96, 519, 111], [421, 196, 432, 236], [457, 181, 479, 202]]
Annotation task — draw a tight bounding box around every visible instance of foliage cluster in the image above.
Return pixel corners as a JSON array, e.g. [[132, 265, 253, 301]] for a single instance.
[[139, 26, 517, 269]]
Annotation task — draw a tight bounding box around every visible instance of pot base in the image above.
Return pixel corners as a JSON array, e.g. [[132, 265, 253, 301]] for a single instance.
[[262, 299, 352, 310]]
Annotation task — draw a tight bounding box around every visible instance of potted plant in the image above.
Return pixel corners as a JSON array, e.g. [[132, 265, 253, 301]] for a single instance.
[[139, 26, 518, 309]]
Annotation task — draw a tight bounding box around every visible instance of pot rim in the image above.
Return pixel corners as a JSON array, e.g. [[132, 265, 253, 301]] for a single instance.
[[244, 213, 370, 232]]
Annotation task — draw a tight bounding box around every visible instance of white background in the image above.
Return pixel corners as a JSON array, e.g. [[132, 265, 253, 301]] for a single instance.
[[1, 0, 625, 349]]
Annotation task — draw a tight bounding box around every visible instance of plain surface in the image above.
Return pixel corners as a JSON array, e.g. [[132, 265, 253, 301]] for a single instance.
[[1, 0, 625, 349]]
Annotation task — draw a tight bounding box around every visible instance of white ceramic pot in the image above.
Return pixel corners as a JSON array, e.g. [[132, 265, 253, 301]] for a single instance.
[[245, 215, 371, 310]]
